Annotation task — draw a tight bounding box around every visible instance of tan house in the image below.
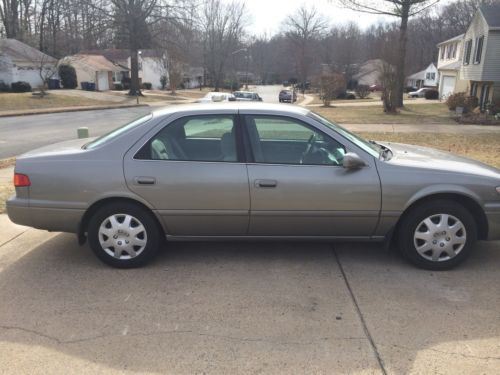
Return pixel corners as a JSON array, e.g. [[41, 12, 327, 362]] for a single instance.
[[61, 54, 123, 91], [438, 4, 500, 108]]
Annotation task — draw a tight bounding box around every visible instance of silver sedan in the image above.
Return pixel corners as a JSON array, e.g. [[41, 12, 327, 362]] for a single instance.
[[7, 103, 500, 269]]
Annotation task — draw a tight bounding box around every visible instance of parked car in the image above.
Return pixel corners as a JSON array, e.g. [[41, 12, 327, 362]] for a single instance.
[[279, 90, 297, 103], [7, 103, 500, 269], [196, 92, 235, 103], [233, 91, 263, 102], [408, 88, 431, 98], [369, 84, 384, 92]]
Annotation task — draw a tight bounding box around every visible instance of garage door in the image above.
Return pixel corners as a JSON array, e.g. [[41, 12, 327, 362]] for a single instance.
[[441, 76, 455, 98], [97, 71, 109, 91]]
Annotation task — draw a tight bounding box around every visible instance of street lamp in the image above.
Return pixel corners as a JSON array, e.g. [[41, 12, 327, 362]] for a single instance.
[[231, 47, 248, 90]]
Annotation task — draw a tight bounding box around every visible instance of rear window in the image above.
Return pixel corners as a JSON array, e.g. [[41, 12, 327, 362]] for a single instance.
[[84, 114, 153, 150]]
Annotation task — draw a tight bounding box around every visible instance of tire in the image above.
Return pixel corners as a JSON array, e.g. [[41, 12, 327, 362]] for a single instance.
[[87, 202, 162, 268], [397, 200, 477, 270]]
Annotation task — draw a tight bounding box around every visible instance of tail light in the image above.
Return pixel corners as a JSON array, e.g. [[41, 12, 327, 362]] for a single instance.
[[14, 173, 31, 187]]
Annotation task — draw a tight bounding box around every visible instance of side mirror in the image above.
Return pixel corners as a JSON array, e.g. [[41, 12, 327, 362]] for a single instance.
[[342, 152, 366, 169]]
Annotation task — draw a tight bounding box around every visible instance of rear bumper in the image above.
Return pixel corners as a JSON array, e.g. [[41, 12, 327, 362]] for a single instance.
[[7, 197, 84, 233]]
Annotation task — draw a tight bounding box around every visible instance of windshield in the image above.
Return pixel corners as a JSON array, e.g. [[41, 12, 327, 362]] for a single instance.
[[84, 113, 153, 150], [308, 112, 380, 158]]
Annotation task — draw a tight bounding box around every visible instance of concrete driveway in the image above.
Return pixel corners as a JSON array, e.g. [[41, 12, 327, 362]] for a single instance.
[[0, 216, 499, 374]]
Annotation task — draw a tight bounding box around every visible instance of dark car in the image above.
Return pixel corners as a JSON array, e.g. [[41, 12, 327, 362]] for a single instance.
[[233, 91, 263, 102], [279, 90, 297, 103]]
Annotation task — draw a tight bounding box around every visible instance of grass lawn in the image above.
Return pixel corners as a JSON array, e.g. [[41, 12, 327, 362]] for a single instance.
[[311, 103, 455, 125], [359, 132, 500, 168], [0, 92, 118, 111], [307, 93, 379, 106]]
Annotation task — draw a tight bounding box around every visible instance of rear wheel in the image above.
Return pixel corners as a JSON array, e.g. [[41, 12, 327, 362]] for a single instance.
[[87, 202, 162, 268], [398, 200, 477, 270]]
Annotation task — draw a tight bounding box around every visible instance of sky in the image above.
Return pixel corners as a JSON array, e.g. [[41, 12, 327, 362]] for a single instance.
[[239, 0, 453, 36]]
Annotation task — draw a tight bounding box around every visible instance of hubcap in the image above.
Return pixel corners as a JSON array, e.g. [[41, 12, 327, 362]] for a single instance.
[[98, 214, 147, 260], [413, 214, 466, 262]]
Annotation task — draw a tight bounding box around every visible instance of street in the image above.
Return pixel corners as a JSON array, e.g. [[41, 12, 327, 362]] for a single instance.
[[0, 107, 151, 159], [0, 218, 499, 374]]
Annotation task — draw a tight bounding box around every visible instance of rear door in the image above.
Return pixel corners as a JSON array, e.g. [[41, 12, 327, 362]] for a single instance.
[[124, 111, 250, 236], [243, 114, 381, 237]]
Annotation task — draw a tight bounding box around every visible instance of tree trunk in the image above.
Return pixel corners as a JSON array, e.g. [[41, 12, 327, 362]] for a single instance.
[[128, 49, 142, 96], [394, 3, 410, 108]]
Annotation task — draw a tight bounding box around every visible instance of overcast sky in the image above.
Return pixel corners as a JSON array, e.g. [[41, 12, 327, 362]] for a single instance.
[[240, 0, 452, 36]]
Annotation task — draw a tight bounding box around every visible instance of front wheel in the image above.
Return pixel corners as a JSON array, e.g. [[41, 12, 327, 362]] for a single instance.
[[398, 200, 477, 270], [87, 202, 162, 268]]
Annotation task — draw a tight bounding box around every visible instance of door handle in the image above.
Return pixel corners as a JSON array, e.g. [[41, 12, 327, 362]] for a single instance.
[[135, 176, 156, 185], [255, 179, 277, 188]]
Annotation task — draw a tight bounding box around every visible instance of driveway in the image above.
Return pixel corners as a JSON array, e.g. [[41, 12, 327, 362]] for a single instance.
[[0, 217, 499, 374]]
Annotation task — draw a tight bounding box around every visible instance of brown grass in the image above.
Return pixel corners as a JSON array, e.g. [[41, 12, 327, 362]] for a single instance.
[[307, 93, 379, 106], [0, 158, 15, 169], [312, 103, 455, 125], [358, 132, 500, 168], [0, 92, 118, 111], [0, 183, 14, 214]]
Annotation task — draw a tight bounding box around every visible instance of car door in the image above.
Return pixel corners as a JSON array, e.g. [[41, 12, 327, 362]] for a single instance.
[[124, 112, 250, 236], [243, 114, 381, 237]]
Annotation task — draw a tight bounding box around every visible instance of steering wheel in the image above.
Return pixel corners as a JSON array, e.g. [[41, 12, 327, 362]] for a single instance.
[[300, 133, 318, 164]]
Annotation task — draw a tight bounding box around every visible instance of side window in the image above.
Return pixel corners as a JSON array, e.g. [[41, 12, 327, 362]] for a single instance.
[[244, 116, 345, 166], [136, 115, 237, 162]]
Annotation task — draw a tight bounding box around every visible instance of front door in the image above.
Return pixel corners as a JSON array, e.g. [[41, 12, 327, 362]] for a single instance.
[[124, 113, 250, 236], [243, 115, 381, 237]]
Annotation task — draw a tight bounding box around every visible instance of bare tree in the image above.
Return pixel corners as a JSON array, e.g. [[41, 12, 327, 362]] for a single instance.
[[0, 0, 20, 37], [200, 0, 247, 91], [284, 5, 327, 93], [337, 0, 440, 108]]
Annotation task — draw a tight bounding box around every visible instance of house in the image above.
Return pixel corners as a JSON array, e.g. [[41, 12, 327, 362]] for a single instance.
[[61, 54, 123, 91], [459, 4, 500, 109], [406, 63, 439, 88], [0, 38, 57, 88], [436, 34, 468, 98], [82, 49, 168, 89], [352, 59, 385, 87], [182, 66, 204, 89]]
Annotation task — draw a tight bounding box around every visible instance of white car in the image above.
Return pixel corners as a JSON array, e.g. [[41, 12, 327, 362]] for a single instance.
[[196, 92, 236, 103], [408, 88, 431, 98]]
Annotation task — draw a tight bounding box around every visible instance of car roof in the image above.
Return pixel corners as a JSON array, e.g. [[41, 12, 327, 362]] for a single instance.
[[151, 102, 310, 118]]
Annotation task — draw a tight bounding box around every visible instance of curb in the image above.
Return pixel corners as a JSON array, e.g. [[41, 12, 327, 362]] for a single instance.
[[0, 103, 150, 118]]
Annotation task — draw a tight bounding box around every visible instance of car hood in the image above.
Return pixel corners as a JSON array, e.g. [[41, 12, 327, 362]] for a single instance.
[[18, 137, 97, 159], [382, 142, 500, 179]]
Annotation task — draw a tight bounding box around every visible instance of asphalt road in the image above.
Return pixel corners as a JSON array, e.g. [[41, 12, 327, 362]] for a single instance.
[[0, 107, 151, 159], [0, 214, 499, 374]]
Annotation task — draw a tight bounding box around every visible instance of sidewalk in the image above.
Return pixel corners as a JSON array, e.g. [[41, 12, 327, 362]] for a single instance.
[[0, 103, 150, 118]]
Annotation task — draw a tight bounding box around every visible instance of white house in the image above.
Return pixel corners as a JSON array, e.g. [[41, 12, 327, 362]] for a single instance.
[[436, 34, 468, 99], [81, 49, 168, 90], [406, 63, 439, 88], [61, 54, 122, 91], [0, 39, 57, 88], [352, 59, 385, 87]]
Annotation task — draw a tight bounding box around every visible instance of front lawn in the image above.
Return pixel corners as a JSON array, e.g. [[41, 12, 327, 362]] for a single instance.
[[0, 92, 117, 111], [358, 132, 500, 168], [312, 103, 455, 125]]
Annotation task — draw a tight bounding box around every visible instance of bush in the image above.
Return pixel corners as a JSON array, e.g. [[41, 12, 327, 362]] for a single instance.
[[355, 84, 370, 99], [113, 83, 124, 90], [160, 75, 167, 90], [464, 95, 479, 112], [11, 81, 32, 92], [58, 64, 78, 89], [0, 80, 10, 92], [142, 82, 152, 90], [446, 92, 466, 110], [424, 89, 439, 99], [320, 73, 346, 106], [121, 77, 131, 90]]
